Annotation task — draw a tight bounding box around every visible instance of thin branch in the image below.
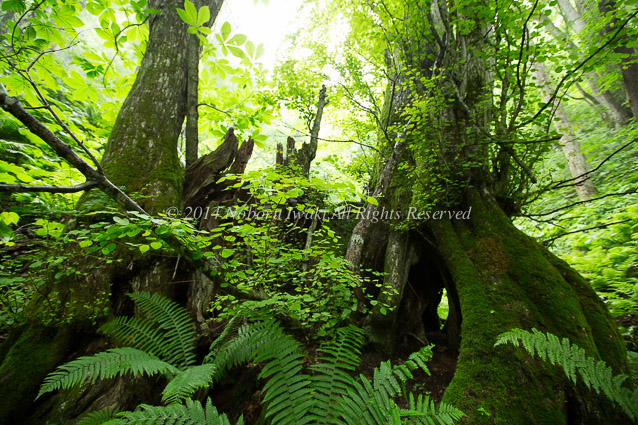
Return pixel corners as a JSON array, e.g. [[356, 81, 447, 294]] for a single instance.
[[541, 219, 631, 246], [525, 188, 638, 218], [0, 86, 267, 302], [0, 181, 99, 194], [551, 139, 636, 190], [278, 122, 383, 156], [197, 102, 235, 124]]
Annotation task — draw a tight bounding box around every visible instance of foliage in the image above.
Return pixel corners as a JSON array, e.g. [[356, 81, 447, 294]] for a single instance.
[[98, 291, 198, 369], [207, 169, 391, 336], [37, 292, 462, 424], [37, 291, 198, 399], [36, 347, 179, 399], [114, 399, 235, 425], [496, 328, 638, 422]]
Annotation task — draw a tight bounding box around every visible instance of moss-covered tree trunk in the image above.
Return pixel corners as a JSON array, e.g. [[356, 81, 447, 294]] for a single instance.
[[356, 0, 631, 423], [433, 192, 628, 424], [0, 1, 224, 423]]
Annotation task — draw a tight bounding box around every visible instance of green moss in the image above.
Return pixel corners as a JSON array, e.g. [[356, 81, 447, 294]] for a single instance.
[[0, 326, 72, 425], [435, 193, 629, 424]]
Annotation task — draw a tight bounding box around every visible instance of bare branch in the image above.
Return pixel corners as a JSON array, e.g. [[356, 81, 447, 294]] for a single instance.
[[541, 219, 631, 246], [0, 181, 98, 193], [551, 139, 636, 190], [525, 188, 637, 218]]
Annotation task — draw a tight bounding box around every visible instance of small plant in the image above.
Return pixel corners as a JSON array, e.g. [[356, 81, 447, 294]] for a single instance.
[[38, 292, 463, 425], [496, 328, 638, 422]]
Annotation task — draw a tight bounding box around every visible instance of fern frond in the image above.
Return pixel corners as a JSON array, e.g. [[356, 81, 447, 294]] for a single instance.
[[307, 325, 365, 424], [208, 319, 282, 382], [99, 316, 172, 363], [118, 398, 232, 425], [127, 291, 197, 368], [253, 321, 313, 425], [204, 316, 243, 364], [333, 345, 459, 425], [37, 347, 178, 399], [76, 409, 122, 425], [162, 364, 218, 405], [206, 318, 313, 425], [496, 328, 638, 421]]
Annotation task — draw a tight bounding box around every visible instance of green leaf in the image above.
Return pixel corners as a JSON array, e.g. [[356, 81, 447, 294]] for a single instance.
[[150, 241, 162, 250], [246, 40, 255, 57], [228, 45, 245, 59], [176, 8, 194, 26], [221, 248, 233, 258], [220, 21, 231, 41], [113, 216, 129, 226], [102, 243, 117, 255], [229, 34, 247, 45], [139, 244, 150, 253], [197, 5, 210, 26], [367, 196, 379, 206], [255, 43, 265, 59], [0, 212, 19, 226], [1, 0, 26, 13]]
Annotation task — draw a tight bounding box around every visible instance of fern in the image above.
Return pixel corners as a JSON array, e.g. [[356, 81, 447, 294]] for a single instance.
[[37, 347, 178, 399], [99, 316, 172, 362], [496, 328, 638, 421], [332, 346, 463, 425], [207, 318, 313, 425], [307, 325, 365, 424], [161, 364, 218, 404], [101, 291, 197, 368], [117, 398, 235, 425], [38, 291, 196, 400], [75, 409, 120, 425]]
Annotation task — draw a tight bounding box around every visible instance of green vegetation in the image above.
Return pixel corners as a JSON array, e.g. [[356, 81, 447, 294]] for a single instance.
[[0, 0, 637, 423]]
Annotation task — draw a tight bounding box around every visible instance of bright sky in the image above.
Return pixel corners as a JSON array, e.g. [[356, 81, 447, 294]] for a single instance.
[[214, 0, 305, 71]]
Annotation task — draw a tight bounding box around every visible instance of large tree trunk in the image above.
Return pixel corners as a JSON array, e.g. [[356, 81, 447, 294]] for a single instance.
[[0, 1, 224, 423], [434, 191, 628, 423], [355, 1, 630, 423]]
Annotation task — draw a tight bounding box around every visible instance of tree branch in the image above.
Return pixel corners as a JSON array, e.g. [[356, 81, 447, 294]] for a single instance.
[[0, 181, 98, 193], [525, 188, 637, 218], [551, 139, 636, 190], [0, 86, 267, 302], [541, 219, 631, 246]]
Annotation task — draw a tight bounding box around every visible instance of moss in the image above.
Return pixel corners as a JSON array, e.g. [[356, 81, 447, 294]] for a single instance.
[[0, 325, 73, 425], [434, 193, 629, 424]]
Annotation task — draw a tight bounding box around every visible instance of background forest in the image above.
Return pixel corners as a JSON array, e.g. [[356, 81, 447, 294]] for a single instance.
[[0, 0, 637, 424]]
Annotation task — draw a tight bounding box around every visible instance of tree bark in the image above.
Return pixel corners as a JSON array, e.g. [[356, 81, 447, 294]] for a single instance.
[[185, 34, 200, 168], [435, 191, 628, 424], [353, 1, 629, 423], [534, 62, 598, 200], [282, 85, 327, 177]]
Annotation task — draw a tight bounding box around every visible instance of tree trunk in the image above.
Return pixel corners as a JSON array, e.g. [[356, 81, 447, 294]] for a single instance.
[[354, 1, 629, 423], [435, 191, 628, 424], [534, 62, 598, 200], [0, 1, 224, 423], [599, 0, 638, 120]]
